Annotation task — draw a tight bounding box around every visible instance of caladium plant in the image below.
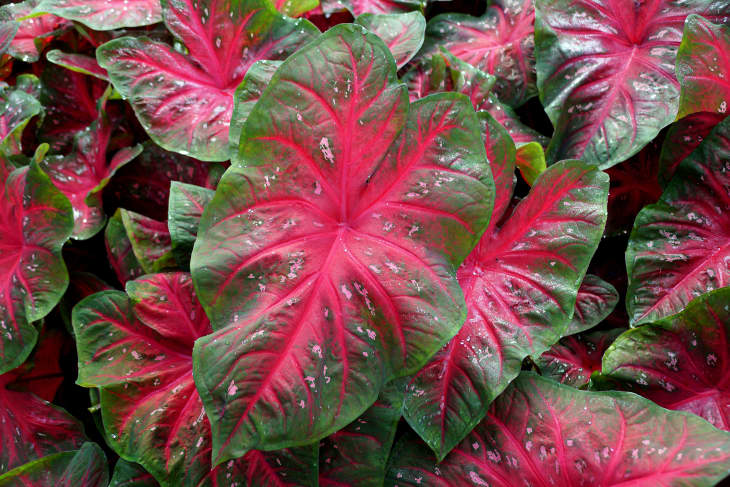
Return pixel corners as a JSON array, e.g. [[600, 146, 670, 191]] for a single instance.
[[1, 0, 730, 484]]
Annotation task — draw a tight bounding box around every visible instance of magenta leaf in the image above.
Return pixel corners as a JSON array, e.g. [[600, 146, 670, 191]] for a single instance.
[[601, 287, 730, 430], [0, 1, 70, 63], [105, 209, 144, 286], [388, 372, 730, 486], [46, 50, 109, 81], [34, 0, 162, 30], [319, 378, 406, 486], [110, 461, 159, 487], [167, 182, 214, 268], [535, 0, 730, 169], [191, 24, 494, 462], [0, 159, 73, 374], [355, 12, 425, 69], [402, 159, 608, 460], [0, 442, 109, 487], [422, 0, 537, 106], [626, 113, 730, 325], [73, 273, 318, 486], [676, 15, 730, 119], [320, 0, 422, 16], [120, 209, 176, 273], [96, 0, 319, 161], [537, 328, 623, 387], [566, 274, 618, 335], [42, 110, 143, 239]]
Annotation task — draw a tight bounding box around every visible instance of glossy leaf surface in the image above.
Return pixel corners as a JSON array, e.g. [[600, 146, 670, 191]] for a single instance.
[[0, 442, 108, 487], [0, 1, 70, 62], [168, 182, 214, 269], [626, 113, 730, 325], [73, 273, 319, 486], [535, 0, 730, 168], [514, 141, 545, 185], [388, 373, 730, 487], [0, 84, 40, 149], [0, 160, 73, 374], [97, 0, 318, 161], [110, 461, 159, 487], [565, 274, 618, 335], [120, 209, 176, 274], [34, 0, 162, 30], [320, 0, 422, 16], [602, 288, 730, 430], [46, 50, 109, 80], [403, 159, 608, 460], [191, 24, 494, 463], [355, 12, 425, 69]]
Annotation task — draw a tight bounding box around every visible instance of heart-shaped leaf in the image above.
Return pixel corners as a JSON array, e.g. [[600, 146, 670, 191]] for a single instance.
[[0, 159, 73, 374], [535, 0, 730, 168], [34, 0, 162, 30], [402, 159, 608, 460], [73, 273, 318, 486], [388, 372, 730, 486], [42, 109, 143, 239], [626, 113, 730, 325], [0, 442, 108, 487], [355, 12, 425, 69], [105, 209, 144, 286], [421, 0, 537, 106], [97, 0, 318, 161], [0, 1, 70, 62], [537, 328, 623, 387], [676, 15, 730, 119], [565, 274, 618, 335], [602, 287, 730, 430], [167, 182, 214, 268], [191, 24, 494, 463]]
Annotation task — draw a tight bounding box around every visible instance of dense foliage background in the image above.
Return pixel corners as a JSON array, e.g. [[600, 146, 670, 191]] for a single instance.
[[1, 0, 730, 485]]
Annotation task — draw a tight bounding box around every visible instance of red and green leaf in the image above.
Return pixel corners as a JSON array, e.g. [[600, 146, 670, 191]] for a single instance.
[[42, 110, 143, 239], [355, 12, 425, 69], [403, 159, 608, 460], [105, 209, 144, 286], [191, 24, 494, 463], [110, 460, 159, 487], [676, 15, 730, 119], [566, 273, 618, 335], [0, 442, 108, 487], [320, 0, 422, 16], [34, 0, 162, 30], [73, 273, 318, 486], [96, 0, 318, 161], [46, 50, 109, 81], [422, 0, 537, 106], [602, 287, 730, 430], [230, 60, 282, 151], [0, 82, 41, 152], [272, 0, 319, 17], [388, 372, 730, 486], [514, 141, 545, 185], [537, 328, 623, 387], [167, 182, 214, 269], [626, 113, 730, 325], [0, 1, 70, 63], [0, 159, 73, 374], [120, 209, 176, 274], [535, 0, 730, 168]]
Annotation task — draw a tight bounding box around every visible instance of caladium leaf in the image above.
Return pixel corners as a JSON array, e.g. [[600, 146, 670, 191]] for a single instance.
[[565, 274, 618, 335], [0, 22, 18, 56], [319, 378, 406, 486], [403, 160, 608, 460], [0, 160, 73, 374], [626, 113, 730, 325], [110, 461, 159, 487], [676, 15, 730, 119], [534, 0, 730, 169], [0, 1, 70, 63], [34, 0, 162, 30], [97, 0, 319, 161], [537, 328, 623, 387], [42, 111, 143, 239], [355, 12, 425, 69], [320, 0, 422, 16], [272, 0, 319, 17], [73, 273, 319, 486], [514, 141, 545, 185], [107, 142, 226, 222], [0, 442, 109, 487], [659, 112, 726, 186], [168, 182, 214, 269], [105, 209, 144, 286], [120, 209, 176, 274], [601, 287, 730, 430], [229, 60, 282, 151], [388, 372, 730, 486], [191, 24, 494, 462], [422, 0, 537, 107], [0, 83, 41, 150], [46, 50, 109, 81]]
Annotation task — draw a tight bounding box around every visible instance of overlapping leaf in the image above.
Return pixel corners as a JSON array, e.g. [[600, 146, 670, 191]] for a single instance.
[[110, 461, 159, 487], [402, 156, 608, 460], [0, 0, 70, 63], [659, 112, 726, 185], [320, 0, 422, 16], [73, 272, 318, 486], [0, 442, 108, 486], [626, 113, 730, 325], [602, 288, 730, 430], [34, 0, 162, 30], [388, 373, 730, 486], [167, 182, 214, 268], [46, 50, 109, 81], [97, 0, 318, 161], [535, 0, 730, 168], [105, 209, 144, 286], [355, 12, 425, 69], [422, 0, 537, 106], [191, 24, 494, 463], [0, 159, 73, 374], [565, 274, 618, 335], [0, 81, 41, 152], [120, 209, 176, 273]]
